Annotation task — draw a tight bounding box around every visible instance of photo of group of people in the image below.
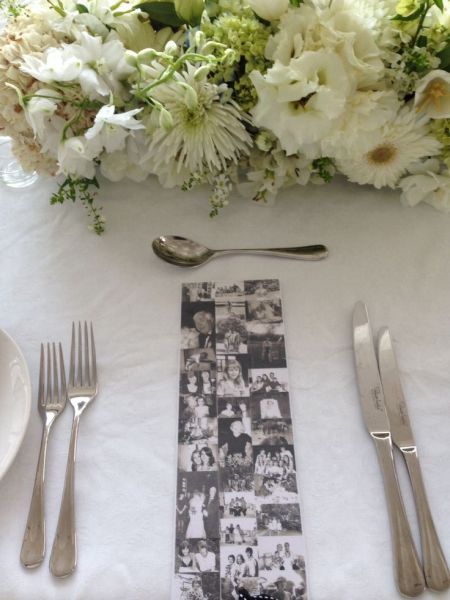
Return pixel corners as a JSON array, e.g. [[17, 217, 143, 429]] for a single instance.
[[173, 281, 307, 600]]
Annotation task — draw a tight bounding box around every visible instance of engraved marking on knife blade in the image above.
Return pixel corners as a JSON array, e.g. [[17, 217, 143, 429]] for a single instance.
[[371, 384, 384, 411], [399, 400, 409, 426]]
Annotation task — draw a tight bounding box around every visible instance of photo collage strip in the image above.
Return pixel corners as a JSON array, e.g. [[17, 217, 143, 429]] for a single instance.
[[172, 280, 307, 600]]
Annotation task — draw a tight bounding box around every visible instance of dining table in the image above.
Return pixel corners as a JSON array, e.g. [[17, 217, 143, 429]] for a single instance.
[[0, 172, 449, 600]]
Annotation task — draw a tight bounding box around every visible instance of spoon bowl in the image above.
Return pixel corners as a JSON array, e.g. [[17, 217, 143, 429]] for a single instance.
[[152, 235, 328, 268]]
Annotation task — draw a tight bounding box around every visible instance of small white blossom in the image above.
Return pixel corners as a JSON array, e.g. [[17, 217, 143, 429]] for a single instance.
[[58, 136, 97, 179], [400, 171, 450, 211], [247, 0, 289, 21], [85, 105, 144, 154], [415, 70, 450, 119]]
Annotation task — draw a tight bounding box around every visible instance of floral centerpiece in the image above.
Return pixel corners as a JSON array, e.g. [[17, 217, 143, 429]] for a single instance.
[[0, 0, 449, 232]]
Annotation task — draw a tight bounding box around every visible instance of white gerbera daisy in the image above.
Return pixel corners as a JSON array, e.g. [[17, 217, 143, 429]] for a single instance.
[[142, 64, 252, 185], [336, 108, 442, 189]]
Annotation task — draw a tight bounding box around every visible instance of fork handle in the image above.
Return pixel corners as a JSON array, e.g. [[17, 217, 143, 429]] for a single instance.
[[20, 421, 53, 568], [403, 448, 450, 591], [50, 413, 79, 578]]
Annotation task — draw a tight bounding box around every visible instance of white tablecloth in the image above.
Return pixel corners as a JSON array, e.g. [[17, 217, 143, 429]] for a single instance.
[[0, 174, 449, 600]]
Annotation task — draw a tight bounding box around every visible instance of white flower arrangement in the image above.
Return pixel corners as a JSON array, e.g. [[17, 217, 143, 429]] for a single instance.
[[0, 0, 449, 232]]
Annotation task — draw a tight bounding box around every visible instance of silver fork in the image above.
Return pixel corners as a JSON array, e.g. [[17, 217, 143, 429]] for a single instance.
[[49, 322, 98, 578], [20, 343, 67, 568]]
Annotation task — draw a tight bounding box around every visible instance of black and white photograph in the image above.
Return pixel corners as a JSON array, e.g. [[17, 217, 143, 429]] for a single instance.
[[251, 419, 293, 446], [178, 442, 219, 473], [220, 545, 260, 579], [257, 536, 306, 584], [252, 393, 291, 420], [254, 445, 296, 477], [215, 300, 247, 354], [179, 392, 217, 425], [218, 397, 251, 422], [181, 302, 216, 350], [216, 355, 250, 397], [221, 471, 255, 494], [180, 350, 217, 399], [176, 473, 220, 540], [182, 282, 216, 303], [172, 573, 220, 600], [175, 539, 220, 573], [248, 333, 286, 368], [179, 416, 218, 446], [245, 281, 283, 329], [256, 572, 307, 600], [254, 473, 298, 504], [221, 491, 256, 518], [249, 369, 289, 398], [220, 517, 257, 545], [218, 419, 253, 466], [256, 504, 302, 536], [214, 281, 245, 301]]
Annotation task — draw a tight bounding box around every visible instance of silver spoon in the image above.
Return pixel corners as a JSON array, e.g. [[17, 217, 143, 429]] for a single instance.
[[152, 235, 328, 267]]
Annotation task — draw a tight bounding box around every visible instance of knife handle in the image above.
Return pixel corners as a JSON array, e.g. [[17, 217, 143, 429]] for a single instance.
[[402, 448, 450, 591], [372, 433, 425, 597]]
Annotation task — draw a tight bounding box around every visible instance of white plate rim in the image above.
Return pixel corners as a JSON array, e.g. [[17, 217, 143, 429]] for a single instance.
[[0, 327, 32, 481]]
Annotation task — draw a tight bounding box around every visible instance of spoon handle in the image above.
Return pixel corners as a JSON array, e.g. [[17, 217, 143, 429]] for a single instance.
[[216, 244, 328, 261]]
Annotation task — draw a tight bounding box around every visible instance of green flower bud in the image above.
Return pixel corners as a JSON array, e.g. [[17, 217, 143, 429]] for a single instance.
[[174, 0, 205, 26]]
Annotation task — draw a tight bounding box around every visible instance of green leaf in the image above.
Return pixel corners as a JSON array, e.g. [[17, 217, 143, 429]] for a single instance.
[[75, 3, 89, 12], [433, 0, 444, 10], [136, 2, 184, 27], [391, 5, 425, 21], [437, 42, 450, 69]]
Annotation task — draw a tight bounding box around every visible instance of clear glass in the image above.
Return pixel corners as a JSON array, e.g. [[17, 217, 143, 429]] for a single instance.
[[0, 136, 39, 188]]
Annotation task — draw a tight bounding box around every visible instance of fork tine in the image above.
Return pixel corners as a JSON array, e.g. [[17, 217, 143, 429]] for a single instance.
[[84, 321, 90, 386], [90, 323, 97, 386], [38, 343, 45, 409], [46, 343, 51, 406], [59, 343, 67, 403], [52, 342, 59, 404], [77, 321, 82, 386], [69, 322, 75, 387]]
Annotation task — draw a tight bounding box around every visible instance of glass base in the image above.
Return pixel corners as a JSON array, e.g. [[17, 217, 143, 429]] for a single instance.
[[1, 160, 39, 188]]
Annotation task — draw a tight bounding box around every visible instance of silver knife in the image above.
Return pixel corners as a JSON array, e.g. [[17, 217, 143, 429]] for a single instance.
[[378, 327, 450, 591], [353, 302, 425, 597]]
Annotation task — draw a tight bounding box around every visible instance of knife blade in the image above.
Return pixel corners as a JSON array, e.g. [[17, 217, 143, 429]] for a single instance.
[[377, 328, 415, 450], [378, 327, 450, 592], [352, 302, 425, 597]]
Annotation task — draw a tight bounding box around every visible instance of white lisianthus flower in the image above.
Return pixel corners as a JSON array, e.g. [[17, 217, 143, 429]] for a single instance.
[[337, 108, 442, 189], [266, 2, 385, 88], [58, 136, 98, 179], [250, 51, 351, 156], [414, 70, 450, 119], [24, 89, 62, 140], [20, 47, 83, 83], [400, 171, 450, 211], [85, 105, 145, 154], [248, 0, 290, 21]]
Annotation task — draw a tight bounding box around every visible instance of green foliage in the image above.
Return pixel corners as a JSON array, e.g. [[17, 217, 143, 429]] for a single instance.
[[437, 41, 450, 70], [312, 158, 335, 183], [51, 177, 105, 235], [136, 2, 184, 28]]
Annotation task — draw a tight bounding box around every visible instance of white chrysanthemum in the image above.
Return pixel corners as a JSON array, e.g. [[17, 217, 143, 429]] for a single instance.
[[250, 50, 351, 157], [337, 109, 442, 189], [142, 64, 252, 186], [400, 171, 450, 211]]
